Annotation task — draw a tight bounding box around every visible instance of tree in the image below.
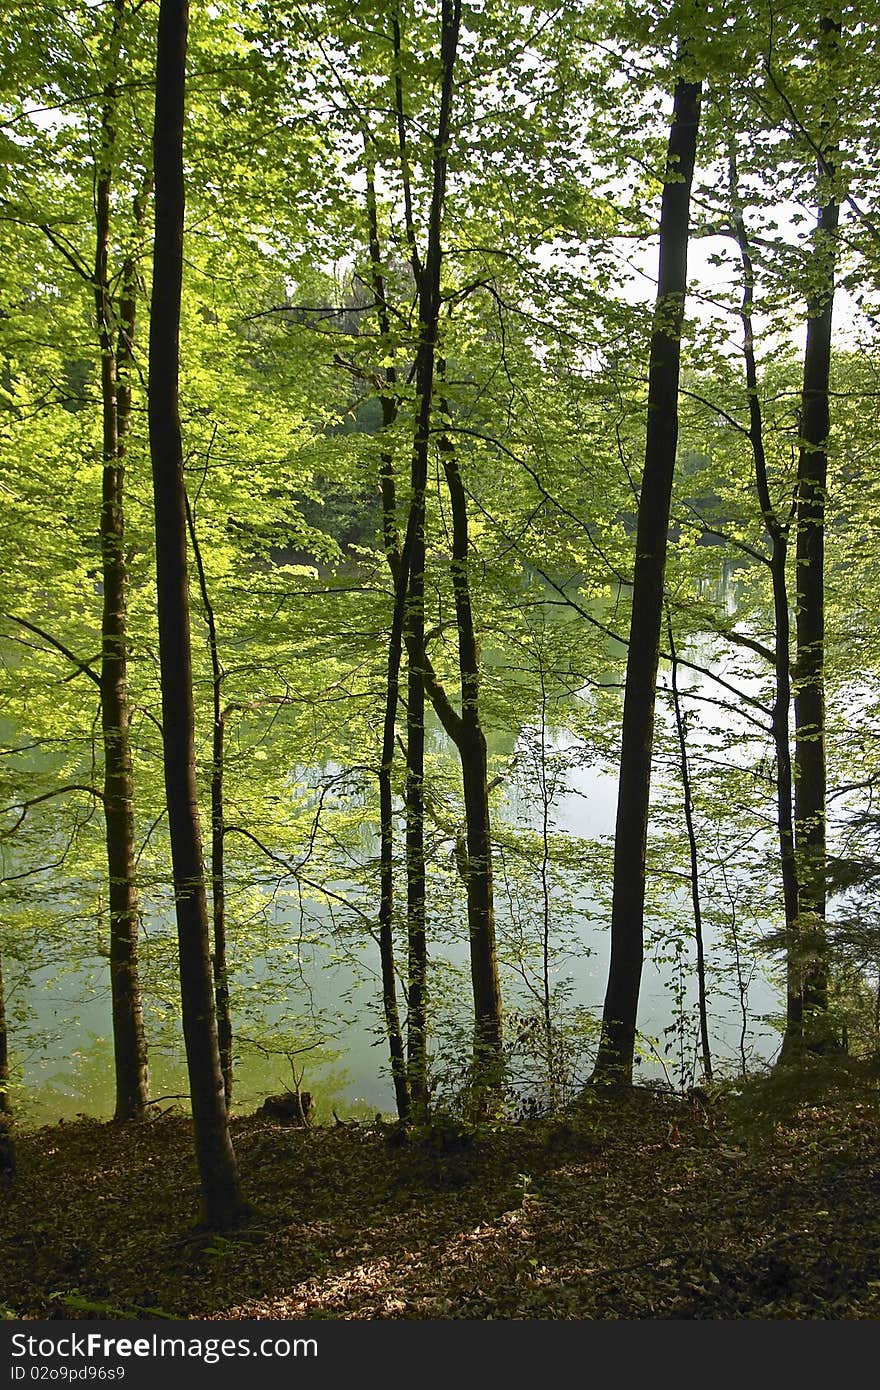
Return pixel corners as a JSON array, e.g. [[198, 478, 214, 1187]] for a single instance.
[[786, 15, 842, 1055], [186, 496, 234, 1106], [666, 610, 712, 1082], [0, 937, 13, 1173], [349, 0, 504, 1104], [436, 402, 504, 1092], [0, 946, 10, 1119], [0, 0, 153, 1121], [727, 149, 801, 1052], [148, 0, 244, 1226], [592, 43, 702, 1087], [94, 0, 151, 1120]]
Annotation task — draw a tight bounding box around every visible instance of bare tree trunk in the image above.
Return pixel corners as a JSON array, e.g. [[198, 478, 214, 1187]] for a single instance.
[[94, 0, 149, 1121], [438, 417, 503, 1089], [363, 149, 411, 1120], [405, 563, 429, 1111], [729, 155, 802, 1057], [666, 612, 712, 1083], [0, 948, 10, 1118], [186, 494, 233, 1107], [592, 58, 701, 1087], [401, 0, 462, 1112], [0, 948, 13, 1176], [363, 8, 502, 1102], [0, 941, 12, 1182], [789, 16, 841, 1056], [149, 0, 244, 1227], [378, 574, 413, 1121]]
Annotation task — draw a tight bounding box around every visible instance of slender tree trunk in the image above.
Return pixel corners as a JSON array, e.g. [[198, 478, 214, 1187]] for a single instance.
[[401, 0, 462, 1112], [209, 707, 233, 1104], [378, 584, 413, 1120], [666, 613, 712, 1083], [364, 147, 411, 1121], [95, 0, 149, 1121], [592, 60, 701, 1087], [0, 948, 10, 1117], [0, 956, 11, 1173], [789, 16, 841, 1055], [438, 416, 503, 1087], [0, 949, 13, 1176], [186, 495, 234, 1106], [405, 559, 429, 1111], [729, 157, 801, 1054], [366, 3, 501, 1103], [149, 0, 244, 1227], [364, 58, 428, 1116], [536, 650, 555, 1092]]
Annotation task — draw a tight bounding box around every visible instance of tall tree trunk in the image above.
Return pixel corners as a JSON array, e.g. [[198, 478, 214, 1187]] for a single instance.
[[149, 0, 244, 1227], [364, 148, 410, 1120], [729, 154, 801, 1053], [0, 949, 13, 1176], [405, 562, 429, 1111], [438, 415, 503, 1088], [366, 4, 501, 1102], [0, 948, 10, 1118], [95, 0, 149, 1121], [401, 0, 462, 1112], [666, 612, 712, 1083], [378, 550, 414, 1120], [789, 17, 840, 1054], [186, 494, 234, 1107], [592, 59, 701, 1087]]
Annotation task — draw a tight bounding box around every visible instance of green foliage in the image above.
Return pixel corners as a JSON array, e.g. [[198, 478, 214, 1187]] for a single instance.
[[2, 0, 880, 1129]]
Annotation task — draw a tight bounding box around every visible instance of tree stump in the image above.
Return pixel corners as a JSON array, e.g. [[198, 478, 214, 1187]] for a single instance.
[[257, 1091, 312, 1125]]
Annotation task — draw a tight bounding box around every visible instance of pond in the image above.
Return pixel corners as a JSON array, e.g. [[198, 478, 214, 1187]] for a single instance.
[[6, 636, 785, 1128], [3, 556, 804, 1127]]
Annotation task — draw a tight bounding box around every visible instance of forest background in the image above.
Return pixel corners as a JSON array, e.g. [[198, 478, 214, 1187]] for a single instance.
[[2, 0, 880, 1230]]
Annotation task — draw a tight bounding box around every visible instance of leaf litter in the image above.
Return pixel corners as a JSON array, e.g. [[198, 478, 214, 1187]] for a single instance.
[[2, 1064, 879, 1320]]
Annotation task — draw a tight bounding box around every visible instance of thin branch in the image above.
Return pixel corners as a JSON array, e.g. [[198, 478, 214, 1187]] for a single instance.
[[1, 784, 104, 837], [2, 614, 101, 686], [38, 223, 94, 285]]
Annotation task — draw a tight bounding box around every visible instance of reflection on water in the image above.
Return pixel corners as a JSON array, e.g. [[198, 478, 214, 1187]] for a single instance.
[[11, 735, 783, 1127], [13, 951, 393, 1127], [22, 1028, 365, 1129], [7, 574, 787, 1126]]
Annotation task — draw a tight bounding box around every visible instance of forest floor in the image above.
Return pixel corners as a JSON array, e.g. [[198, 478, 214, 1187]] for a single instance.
[[2, 1060, 880, 1321]]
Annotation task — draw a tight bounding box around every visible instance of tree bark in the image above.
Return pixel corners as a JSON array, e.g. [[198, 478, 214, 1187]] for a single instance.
[[438, 416, 503, 1087], [365, 2, 501, 1103], [94, 0, 149, 1121], [378, 554, 414, 1120], [401, 0, 462, 1112], [789, 19, 840, 1054], [0, 948, 10, 1118], [666, 612, 712, 1083], [729, 156, 801, 1053], [0, 947, 13, 1175], [364, 147, 411, 1121], [592, 59, 701, 1087], [149, 0, 244, 1227], [186, 494, 234, 1107], [405, 566, 429, 1111]]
